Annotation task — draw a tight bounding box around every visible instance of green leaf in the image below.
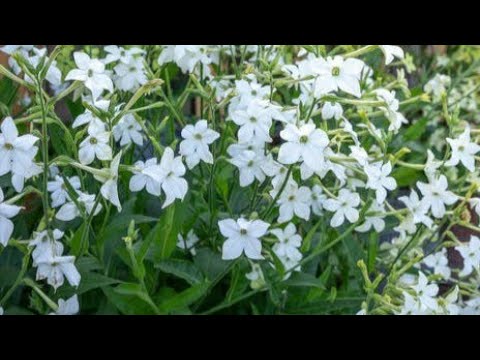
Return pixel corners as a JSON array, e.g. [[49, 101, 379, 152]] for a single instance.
[[69, 223, 89, 257], [194, 247, 230, 281], [403, 117, 428, 141], [158, 281, 210, 313], [392, 166, 422, 187], [102, 286, 155, 315], [284, 272, 326, 290], [77, 272, 122, 295], [155, 259, 204, 285], [301, 219, 323, 253], [149, 203, 182, 262]]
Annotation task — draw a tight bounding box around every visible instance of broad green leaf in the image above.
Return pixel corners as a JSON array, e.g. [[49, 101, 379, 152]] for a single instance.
[[194, 247, 230, 281], [155, 259, 204, 285], [158, 281, 210, 313], [102, 286, 155, 315], [284, 272, 326, 290]]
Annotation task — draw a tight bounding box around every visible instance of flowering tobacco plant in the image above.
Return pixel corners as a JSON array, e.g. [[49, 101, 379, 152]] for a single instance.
[[1, 45, 480, 315]]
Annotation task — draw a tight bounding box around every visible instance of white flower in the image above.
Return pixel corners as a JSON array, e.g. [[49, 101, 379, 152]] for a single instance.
[[0, 307, 3, 315], [179, 120, 219, 169], [311, 185, 327, 216], [278, 123, 329, 172], [50, 295, 79, 315], [113, 113, 143, 147], [455, 236, 480, 277], [379, 45, 404, 65], [95, 152, 122, 212], [29, 229, 64, 264], [364, 162, 397, 204], [65, 52, 114, 100], [424, 150, 442, 180], [245, 263, 266, 289], [56, 192, 102, 222], [321, 102, 343, 120], [229, 150, 266, 187], [424, 74, 451, 102], [78, 126, 112, 165], [103, 45, 144, 64], [11, 162, 43, 193], [423, 248, 451, 279], [276, 182, 312, 223], [177, 230, 200, 255], [323, 189, 361, 227], [72, 99, 109, 131], [469, 197, 480, 219], [129, 158, 162, 196], [349, 145, 370, 167], [113, 56, 147, 92], [355, 202, 385, 233], [271, 223, 302, 261], [0, 187, 23, 247], [410, 272, 439, 312], [24, 48, 62, 86], [218, 218, 270, 260], [445, 126, 480, 172], [399, 190, 433, 228], [312, 56, 364, 98], [417, 175, 457, 218], [143, 147, 188, 209], [35, 254, 81, 291], [231, 100, 273, 144], [234, 79, 270, 107], [397, 291, 424, 315], [0, 117, 40, 178], [47, 175, 81, 208]]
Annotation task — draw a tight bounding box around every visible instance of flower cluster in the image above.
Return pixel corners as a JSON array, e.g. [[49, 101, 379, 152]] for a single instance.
[[1, 45, 480, 315]]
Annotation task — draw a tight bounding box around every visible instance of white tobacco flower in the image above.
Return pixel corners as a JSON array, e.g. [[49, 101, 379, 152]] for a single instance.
[[72, 99, 110, 131], [143, 147, 188, 209], [11, 162, 43, 193], [424, 150, 442, 180], [177, 230, 200, 255], [410, 272, 439, 312], [277, 182, 312, 223], [113, 113, 143, 147], [364, 162, 397, 204], [79, 126, 112, 165], [129, 158, 162, 196], [218, 218, 270, 260], [397, 291, 424, 315], [231, 100, 273, 144], [56, 192, 102, 222], [94, 152, 122, 212], [65, 52, 114, 100], [355, 202, 386, 233], [245, 263, 266, 290], [234, 79, 270, 107], [379, 45, 404, 65], [229, 150, 266, 187], [323, 189, 361, 228], [399, 190, 433, 228], [271, 223, 302, 261], [0, 117, 40, 178], [278, 122, 329, 172], [113, 56, 148, 92], [180, 120, 220, 169], [47, 175, 81, 208], [417, 175, 457, 218], [423, 248, 451, 279], [470, 198, 480, 220], [0, 187, 23, 247], [50, 295, 80, 315], [36, 254, 81, 291], [29, 229, 65, 264], [445, 126, 480, 172], [312, 55, 364, 98], [321, 102, 343, 120], [424, 74, 451, 102], [349, 145, 370, 167], [455, 236, 480, 277], [24, 48, 62, 86], [103, 45, 144, 64]]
